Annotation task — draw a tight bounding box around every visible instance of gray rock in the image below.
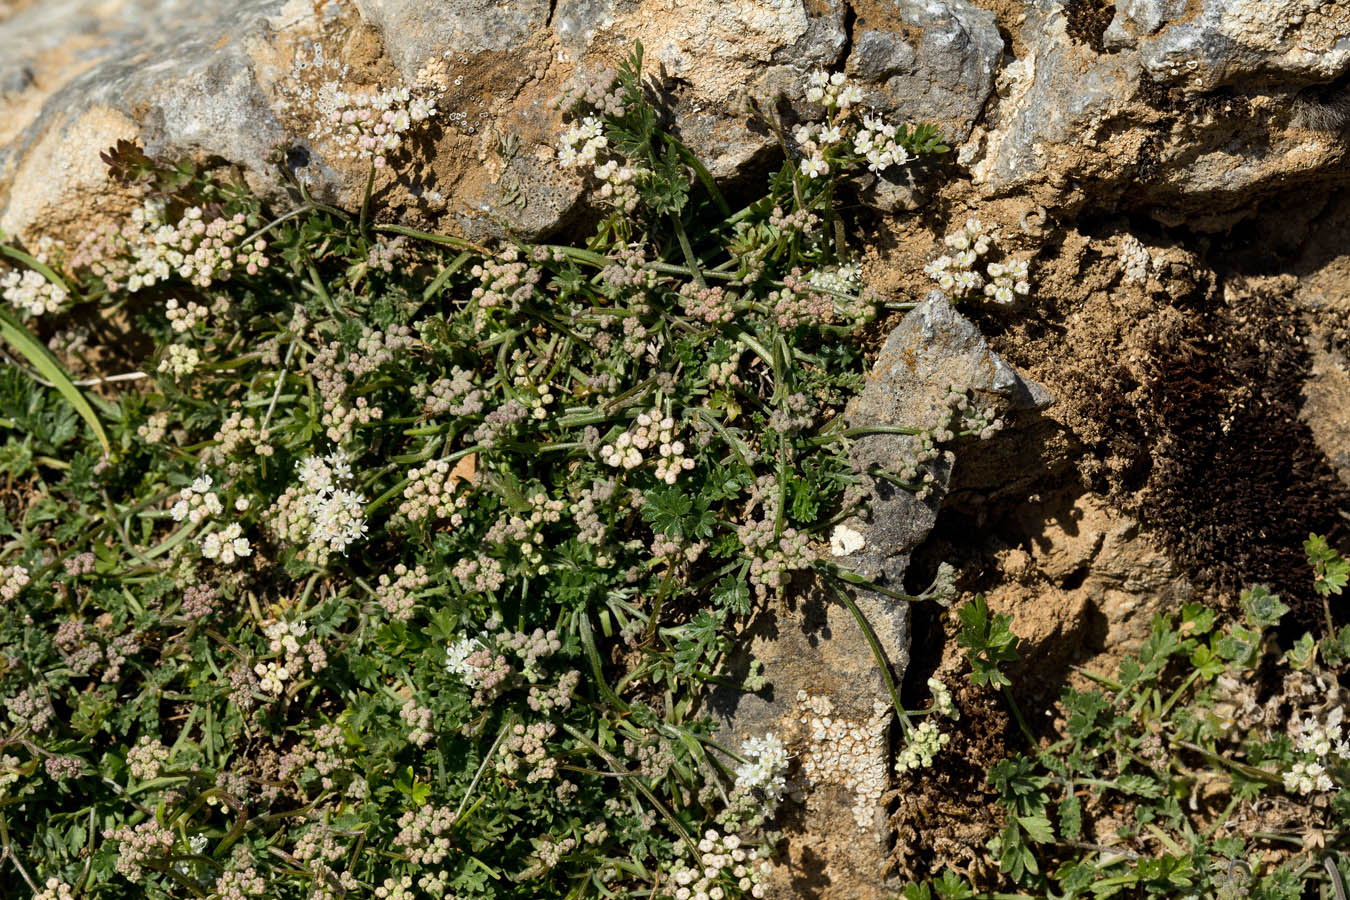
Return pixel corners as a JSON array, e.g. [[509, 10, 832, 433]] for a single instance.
[[1135, 0, 1350, 91], [969, 0, 1350, 223], [847, 0, 1004, 143], [0, 0, 295, 238], [352, 0, 551, 78], [1103, 0, 1189, 50], [553, 0, 847, 180], [850, 29, 918, 82], [843, 291, 1053, 587], [553, 0, 621, 56], [0, 0, 858, 239]]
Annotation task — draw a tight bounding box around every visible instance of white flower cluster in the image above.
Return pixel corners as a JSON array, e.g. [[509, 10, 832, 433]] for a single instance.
[[256, 618, 326, 696], [125, 201, 268, 292], [266, 619, 309, 657], [294, 452, 368, 555], [445, 636, 484, 684], [172, 475, 224, 525], [664, 829, 770, 900], [255, 660, 290, 695], [794, 71, 912, 180], [734, 732, 789, 802], [796, 691, 890, 828], [158, 344, 202, 379], [923, 218, 1030, 304], [558, 116, 607, 170], [852, 114, 913, 173], [0, 564, 29, 602], [601, 409, 694, 483], [806, 263, 861, 295], [804, 70, 864, 110], [201, 522, 252, 565], [1285, 759, 1333, 795], [895, 719, 950, 773], [558, 116, 642, 212], [1284, 708, 1348, 795], [1, 267, 66, 318], [984, 259, 1031, 305], [313, 81, 436, 169], [165, 297, 209, 332]]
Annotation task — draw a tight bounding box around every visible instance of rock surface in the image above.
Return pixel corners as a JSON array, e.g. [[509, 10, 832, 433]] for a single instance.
[[6, 0, 1350, 240], [707, 294, 1050, 900], [967, 0, 1350, 226], [848, 0, 1004, 144]]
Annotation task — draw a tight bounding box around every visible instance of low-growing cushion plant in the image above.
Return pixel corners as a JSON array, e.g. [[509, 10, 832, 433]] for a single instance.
[[0, 45, 980, 900]]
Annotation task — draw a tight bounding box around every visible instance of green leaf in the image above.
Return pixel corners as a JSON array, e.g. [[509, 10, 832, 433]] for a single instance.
[[988, 755, 1050, 817], [1056, 859, 1096, 896], [993, 818, 1038, 880], [1018, 814, 1055, 843], [1305, 533, 1348, 597], [932, 870, 974, 900], [0, 308, 110, 455], [1320, 624, 1350, 668], [1115, 774, 1164, 798], [1188, 643, 1225, 679], [1178, 602, 1215, 636], [1214, 623, 1261, 667], [1058, 793, 1083, 840], [711, 574, 750, 616], [1284, 632, 1316, 670], [1063, 688, 1109, 740], [957, 595, 1020, 688], [1239, 584, 1288, 630]]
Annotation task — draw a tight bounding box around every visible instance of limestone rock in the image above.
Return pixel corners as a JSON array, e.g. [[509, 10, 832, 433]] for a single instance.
[[351, 0, 550, 76], [968, 0, 1350, 227], [848, 0, 1004, 143], [1129, 0, 1350, 90], [847, 293, 1049, 558]]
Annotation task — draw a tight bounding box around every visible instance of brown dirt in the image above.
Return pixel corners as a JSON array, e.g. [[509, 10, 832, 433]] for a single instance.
[[860, 185, 1350, 883], [889, 680, 1012, 888], [948, 220, 1350, 630]]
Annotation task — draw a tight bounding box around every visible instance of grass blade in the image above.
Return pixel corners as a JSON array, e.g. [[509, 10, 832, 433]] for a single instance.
[[0, 308, 111, 454]]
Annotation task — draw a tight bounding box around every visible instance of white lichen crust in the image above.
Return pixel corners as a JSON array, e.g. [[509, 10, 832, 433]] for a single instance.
[[793, 691, 890, 829]]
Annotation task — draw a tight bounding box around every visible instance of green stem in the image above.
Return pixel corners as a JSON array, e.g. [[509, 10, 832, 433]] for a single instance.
[[1001, 684, 1039, 749], [669, 214, 705, 289], [828, 580, 913, 736], [376, 224, 487, 255], [809, 424, 925, 445], [358, 163, 376, 235]]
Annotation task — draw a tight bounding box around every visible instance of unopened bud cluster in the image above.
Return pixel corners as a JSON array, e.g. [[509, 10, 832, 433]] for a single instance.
[[0, 564, 30, 601], [924, 218, 1029, 304], [601, 409, 695, 484], [895, 719, 950, 774], [399, 457, 472, 524]]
